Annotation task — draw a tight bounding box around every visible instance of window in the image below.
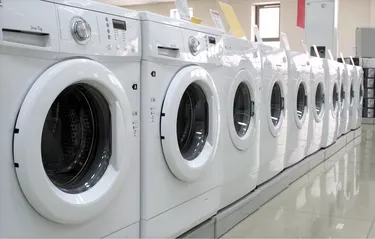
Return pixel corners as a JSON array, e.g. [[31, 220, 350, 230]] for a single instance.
[[254, 3, 280, 46]]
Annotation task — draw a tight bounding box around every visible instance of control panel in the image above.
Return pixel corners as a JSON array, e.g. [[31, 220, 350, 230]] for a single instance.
[[100, 15, 136, 53], [182, 29, 223, 65], [140, 17, 222, 65], [57, 5, 141, 57]]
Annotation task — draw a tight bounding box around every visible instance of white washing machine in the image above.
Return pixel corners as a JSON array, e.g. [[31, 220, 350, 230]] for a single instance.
[[338, 62, 350, 136], [344, 62, 356, 133], [353, 65, 364, 129], [0, 1, 140, 238], [284, 50, 310, 168], [321, 59, 339, 148], [306, 56, 325, 156], [335, 63, 343, 139], [257, 44, 288, 185], [139, 12, 223, 238], [219, 36, 260, 209], [357, 66, 364, 128]]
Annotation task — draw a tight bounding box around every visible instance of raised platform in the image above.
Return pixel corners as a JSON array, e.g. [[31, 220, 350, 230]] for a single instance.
[[362, 118, 375, 124], [181, 127, 362, 238]]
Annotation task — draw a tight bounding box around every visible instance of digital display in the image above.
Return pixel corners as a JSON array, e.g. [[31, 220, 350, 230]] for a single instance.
[[112, 19, 126, 31], [208, 36, 216, 44]]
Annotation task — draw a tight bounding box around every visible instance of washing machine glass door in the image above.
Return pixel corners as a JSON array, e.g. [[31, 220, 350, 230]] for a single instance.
[[331, 82, 339, 117], [314, 80, 325, 122], [228, 69, 256, 150], [350, 81, 354, 107], [268, 77, 285, 136], [295, 79, 308, 128], [359, 78, 364, 108], [13, 59, 132, 225], [160, 65, 219, 182], [340, 82, 345, 112]]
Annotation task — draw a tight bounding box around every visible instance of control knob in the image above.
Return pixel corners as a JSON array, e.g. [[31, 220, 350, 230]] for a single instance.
[[71, 17, 91, 44], [189, 36, 200, 56]]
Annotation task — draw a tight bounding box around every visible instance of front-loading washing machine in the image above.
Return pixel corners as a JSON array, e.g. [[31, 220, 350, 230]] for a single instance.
[[139, 12, 223, 238], [338, 62, 350, 136], [321, 59, 339, 148], [345, 62, 356, 133], [218, 36, 260, 209], [257, 44, 288, 185], [284, 50, 310, 168], [306, 56, 325, 156], [335, 63, 343, 139], [353, 65, 364, 129], [0, 1, 140, 238]]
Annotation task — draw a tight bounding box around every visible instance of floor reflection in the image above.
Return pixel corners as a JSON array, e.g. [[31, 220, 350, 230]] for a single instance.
[[224, 125, 375, 238]]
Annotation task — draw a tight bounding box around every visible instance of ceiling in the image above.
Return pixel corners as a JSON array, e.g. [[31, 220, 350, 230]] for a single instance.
[[96, 0, 174, 6]]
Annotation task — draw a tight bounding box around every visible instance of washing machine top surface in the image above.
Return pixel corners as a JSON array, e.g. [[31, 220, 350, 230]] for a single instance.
[[222, 35, 260, 68], [140, 12, 223, 66], [139, 11, 222, 36], [44, 0, 140, 19], [286, 50, 309, 67]]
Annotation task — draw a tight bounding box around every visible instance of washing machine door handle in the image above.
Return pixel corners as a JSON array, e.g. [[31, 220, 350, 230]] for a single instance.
[[304, 95, 308, 107], [281, 97, 285, 110], [321, 94, 325, 103], [250, 101, 255, 116]]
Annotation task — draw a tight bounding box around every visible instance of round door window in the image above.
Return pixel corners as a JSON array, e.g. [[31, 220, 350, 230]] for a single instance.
[[315, 82, 324, 115], [270, 82, 283, 126], [350, 83, 354, 105], [340, 84, 345, 109], [13, 59, 133, 224], [41, 84, 111, 194], [177, 83, 208, 161], [160, 65, 219, 182], [233, 82, 252, 137], [296, 83, 306, 119], [332, 83, 339, 111]]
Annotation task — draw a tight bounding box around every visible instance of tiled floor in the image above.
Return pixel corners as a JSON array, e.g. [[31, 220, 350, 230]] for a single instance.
[[223, 125, 375, 238]]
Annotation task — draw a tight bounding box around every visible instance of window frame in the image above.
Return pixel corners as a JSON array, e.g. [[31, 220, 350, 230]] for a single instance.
[[254, 3, 281, 42]]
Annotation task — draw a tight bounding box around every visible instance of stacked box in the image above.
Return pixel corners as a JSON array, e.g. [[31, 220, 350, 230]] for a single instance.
[[363, 68, 375, 118]]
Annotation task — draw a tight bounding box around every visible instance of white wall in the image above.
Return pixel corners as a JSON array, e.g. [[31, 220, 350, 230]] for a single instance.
[[125, 0, 372, 56], [338, 0, 371, 56]]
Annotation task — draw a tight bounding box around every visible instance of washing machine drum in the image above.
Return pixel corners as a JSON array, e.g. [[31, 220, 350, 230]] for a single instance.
[[42, 84, 111, 194], [340, 83, 345, 111], [350, 82, 354, 105], [359, 81, 364, 106], [160, 65, 220, 182], [296, 83, 306, 119], [232, 82, 252, 137], [314, 82, 325, 118], [13, 59, 132, 225], [270, 82, 283, 126], [267, 79, 285, 137], [176, 83, 208, 161]]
